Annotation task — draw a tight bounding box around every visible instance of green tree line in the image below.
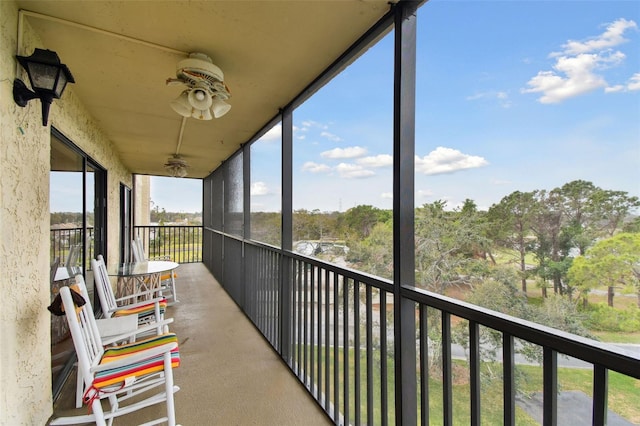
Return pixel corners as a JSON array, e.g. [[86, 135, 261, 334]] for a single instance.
[[252, 180, 639, 309]]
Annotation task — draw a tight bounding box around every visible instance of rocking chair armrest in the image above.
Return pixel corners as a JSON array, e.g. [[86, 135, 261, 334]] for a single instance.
[[112, 295, 166, 310], [100, 318, 174, 346], [90, 342, 178, 373], [114, 287, 163, 303]]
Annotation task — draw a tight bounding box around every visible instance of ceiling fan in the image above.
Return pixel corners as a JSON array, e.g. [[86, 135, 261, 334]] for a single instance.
[[164, 154, 189, 178], [166, 52, 231, 120]]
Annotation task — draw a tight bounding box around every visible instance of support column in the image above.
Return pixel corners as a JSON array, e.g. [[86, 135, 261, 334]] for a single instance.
[[393, 1, 419, 425], [281, 108, 293, 360]]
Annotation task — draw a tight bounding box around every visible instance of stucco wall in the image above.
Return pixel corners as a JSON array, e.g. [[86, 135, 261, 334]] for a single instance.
[[0, 1, 132, 424], [135, 174, 152, 226]]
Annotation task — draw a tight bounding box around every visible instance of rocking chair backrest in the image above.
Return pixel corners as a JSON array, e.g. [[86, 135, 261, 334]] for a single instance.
[[60, 277, 105, 389], [132, 238, 145, 263], [91, 255, 118, 318]]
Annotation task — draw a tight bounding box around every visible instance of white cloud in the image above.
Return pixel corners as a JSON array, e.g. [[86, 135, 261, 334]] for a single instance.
[[300, 120, 327, 130], [556, 18, 637, 56], [490, 178, 511, 186], [381, 192, 393, 199], [417, 189, 434, 198], [321, 146, 367, 159], [251, 181, 270, 196], [301, 161, 331, 173], [522, 54, 609, 103], [356, 154, 393, 168], [522, 18, 638, 103], [320, 131, 343, 142], [260, 124, 281, 142], [627, 73, 640, 91], [415, 147, 488, 175], [335, 163, 375, 179], [605, 84, 625, 93], [466, 91, 512, 108]]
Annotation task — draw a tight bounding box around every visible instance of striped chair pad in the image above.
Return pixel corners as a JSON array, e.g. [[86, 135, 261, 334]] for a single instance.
[[93, 333, 180, 389], [160, 272, 178, 281], [113, 298, 167, 321]]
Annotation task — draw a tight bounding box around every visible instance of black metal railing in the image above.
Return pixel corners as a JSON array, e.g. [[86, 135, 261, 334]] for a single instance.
[[134, 225, 202, 263], [50, 227, 94, 265], [208, 229, 640, 425], [50, 225, 202, 265]]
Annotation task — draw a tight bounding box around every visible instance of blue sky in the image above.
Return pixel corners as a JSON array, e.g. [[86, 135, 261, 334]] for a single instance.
[[56, 1, 639, 214], [247, 0, 639, 214], [150, 176, 201, 213]]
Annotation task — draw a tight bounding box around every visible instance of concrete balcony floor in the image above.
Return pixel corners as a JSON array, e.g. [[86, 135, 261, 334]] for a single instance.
[[50, 262, 331, 425]]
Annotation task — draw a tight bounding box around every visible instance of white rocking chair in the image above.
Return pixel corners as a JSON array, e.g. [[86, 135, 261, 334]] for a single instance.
[[49, 284, 181, 426], [132, 237, 179, 304], [92, 255, 168, 331], [71, 274, 174, 408]]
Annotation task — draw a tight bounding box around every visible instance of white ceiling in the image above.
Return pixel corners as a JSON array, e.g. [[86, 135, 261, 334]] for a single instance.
[[16, 1, 396, 178]]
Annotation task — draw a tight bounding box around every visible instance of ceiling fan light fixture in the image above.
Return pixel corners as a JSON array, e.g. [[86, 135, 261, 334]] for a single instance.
[[211, 98, 231, 118], [192, 107, 213, 121], [170, 91, 192, 117], [167, 52, 230, 120], [165, 154, 189, 178], [187, 84, 213, 110]]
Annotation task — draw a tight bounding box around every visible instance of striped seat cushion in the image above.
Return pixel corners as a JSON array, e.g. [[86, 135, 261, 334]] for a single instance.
[[160, 272, 177, 281], [93, 332, 180, 389], [113, 298, 167, 322]]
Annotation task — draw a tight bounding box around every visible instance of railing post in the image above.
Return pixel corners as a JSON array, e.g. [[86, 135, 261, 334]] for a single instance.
[[503, 333, 515, 426], [592, 365, 608, 425], [543, 347, 558, 426]]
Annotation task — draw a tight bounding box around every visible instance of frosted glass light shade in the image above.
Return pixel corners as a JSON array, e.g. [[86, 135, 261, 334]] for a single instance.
[[170, 91, 192, 117], [211, 99, 231, 118], [187, 87, 212, 110]]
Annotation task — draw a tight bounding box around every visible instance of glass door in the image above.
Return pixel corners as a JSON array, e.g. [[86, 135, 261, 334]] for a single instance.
[[49, 128, 106, 400]]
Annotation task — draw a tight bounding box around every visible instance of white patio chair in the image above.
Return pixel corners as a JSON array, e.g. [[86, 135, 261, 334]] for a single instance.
[[92, 255, 169, 332], [132, 237, 179, 304], [49, 284, 180, 426], [64, 244, 80, 272], [71, 274, 174, 408]]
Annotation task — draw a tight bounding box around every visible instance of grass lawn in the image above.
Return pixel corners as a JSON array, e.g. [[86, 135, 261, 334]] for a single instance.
[[592, 330, 640, 344], [517, 365, 640, 425], [297, 345, 639, 425]]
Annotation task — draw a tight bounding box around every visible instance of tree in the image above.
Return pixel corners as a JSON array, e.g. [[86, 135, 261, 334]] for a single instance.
[[414, 201, 487, 293], [487, 191, 537, 292], [293, 209, 339, 241], [567, 233, 640, 307], [558, 180, 598, 255], [341, 205, 390, 240], [346, 221, 394, 279], [250, 211, 281, 245], [589, 189, 640, 237], [530, 189, 569, 296], [459, 268, 591, 391]]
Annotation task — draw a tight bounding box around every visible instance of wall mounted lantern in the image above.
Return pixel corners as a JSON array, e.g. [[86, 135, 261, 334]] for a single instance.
[[13, 48, 75, 126]]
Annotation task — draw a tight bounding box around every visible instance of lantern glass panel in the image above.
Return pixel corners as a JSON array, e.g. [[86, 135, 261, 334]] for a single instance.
[[27, 62, 59, 91], [53, 73, 68, 98]]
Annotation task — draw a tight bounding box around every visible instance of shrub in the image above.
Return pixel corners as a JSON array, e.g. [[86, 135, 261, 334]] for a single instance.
[[585, 303, 640, 332]]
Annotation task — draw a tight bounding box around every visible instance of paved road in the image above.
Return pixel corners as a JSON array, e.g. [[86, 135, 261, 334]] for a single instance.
[[517, 391, 635, 425]]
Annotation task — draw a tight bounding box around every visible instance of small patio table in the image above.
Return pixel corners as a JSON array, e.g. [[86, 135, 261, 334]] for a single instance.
[[107, 260, 179, 302]]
